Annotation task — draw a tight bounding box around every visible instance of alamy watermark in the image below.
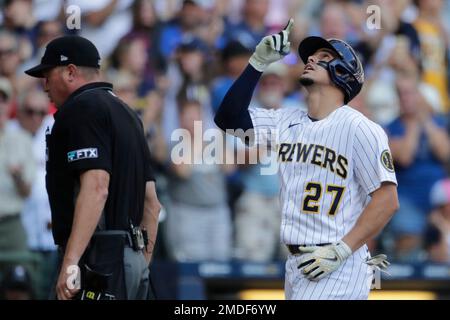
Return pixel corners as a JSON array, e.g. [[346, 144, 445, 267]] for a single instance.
[[65, 5, 81, 30], [170, 121, 279, 175], [66, 265, 81, 290], [62, 4, 382, 32], [369, 268, 383, 290], [366, 5, 382, 30]]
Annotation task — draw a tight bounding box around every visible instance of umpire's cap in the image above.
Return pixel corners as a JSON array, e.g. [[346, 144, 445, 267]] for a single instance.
[[298, 36, 364, 104], [25, 35, 101, 78]]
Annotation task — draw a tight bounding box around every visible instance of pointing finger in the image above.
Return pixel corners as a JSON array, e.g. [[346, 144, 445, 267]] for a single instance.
[[283, 18, 294, 34]]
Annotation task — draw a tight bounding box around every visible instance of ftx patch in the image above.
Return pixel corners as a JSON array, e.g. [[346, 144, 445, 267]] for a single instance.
[[67, 148, 98, 163]]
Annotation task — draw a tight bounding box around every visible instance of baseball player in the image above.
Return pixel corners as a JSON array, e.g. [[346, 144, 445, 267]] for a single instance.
[[215, 20, 399, 300]]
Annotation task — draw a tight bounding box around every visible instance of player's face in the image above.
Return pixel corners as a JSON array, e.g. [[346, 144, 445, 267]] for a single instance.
[[299, 48, 336, 86]]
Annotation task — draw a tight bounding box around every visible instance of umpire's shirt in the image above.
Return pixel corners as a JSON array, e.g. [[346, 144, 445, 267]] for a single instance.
[[46, 82, 154, 246]]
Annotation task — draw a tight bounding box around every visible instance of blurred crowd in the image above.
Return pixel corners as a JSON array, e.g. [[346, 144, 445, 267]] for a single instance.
[[0, 0, 450, 299]]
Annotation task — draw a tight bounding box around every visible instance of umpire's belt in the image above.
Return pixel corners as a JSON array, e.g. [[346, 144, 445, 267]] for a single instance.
[[58, 230, 134, 255], [93, 230, 133, 247], [287, 243, 331, 255]]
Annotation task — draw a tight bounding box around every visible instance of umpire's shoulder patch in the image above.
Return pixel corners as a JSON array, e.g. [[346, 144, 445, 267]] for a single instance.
[[67, 148, 98, 163], [380, 150, 394, 172]]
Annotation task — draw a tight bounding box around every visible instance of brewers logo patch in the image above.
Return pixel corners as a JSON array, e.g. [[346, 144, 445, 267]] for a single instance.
[[381, 150, 394, 172]]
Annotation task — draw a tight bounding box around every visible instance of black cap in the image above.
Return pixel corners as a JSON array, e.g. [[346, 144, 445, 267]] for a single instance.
[[25, 35, 101, 78]]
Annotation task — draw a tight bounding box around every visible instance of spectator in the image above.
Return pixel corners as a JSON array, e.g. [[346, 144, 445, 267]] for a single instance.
[[424, 178, 450, 263], [365, 79, 400, 126], [152, 0, 184, 22], [66, 0, 134, 57], [195, 2, 226, 51], [210, 40, 252, 112], [19, 20, 64, 94], [157, 0, 209, 61], [20, 20, 64, 75], [2, 0, 36, 42], [367, 37, 420, 125], [7, 89, 56, 299], [165, 99, 233, 262], [110, 70, 140, 109], [414, 0, 449, 112], [0, 30, 23, 98], [0, 77, 35, 254], [125, 0, 165, 72], [265, 0, 291, 29], [109, 34, 155, 97], [141, 90, 170, 260], [141, 91, 168, 169], [0, 265, 34, 300], [162, 36, 215, 144], [385, 74, 450, 261], [32, 0, 64, 22], [355, 0, 421, 72], [222, 0, 270, 50], [317, 2, 349, 40]]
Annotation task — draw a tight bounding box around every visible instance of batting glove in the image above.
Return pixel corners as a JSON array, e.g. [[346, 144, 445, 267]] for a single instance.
[[366, 254, 390, 275], [249, 18, 294, 72], [297, 240, 352, 281]]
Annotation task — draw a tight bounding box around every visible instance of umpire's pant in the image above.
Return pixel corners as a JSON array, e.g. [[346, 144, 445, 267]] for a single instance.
[[51, 246, 150, 300], [123, 247, 149, 300]]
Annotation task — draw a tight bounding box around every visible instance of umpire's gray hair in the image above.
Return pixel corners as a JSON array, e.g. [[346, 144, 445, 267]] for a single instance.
[[77, 66, 100, 80]]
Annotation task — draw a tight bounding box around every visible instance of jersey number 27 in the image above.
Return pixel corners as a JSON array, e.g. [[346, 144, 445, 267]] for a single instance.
[[302, 182, 345, 216]]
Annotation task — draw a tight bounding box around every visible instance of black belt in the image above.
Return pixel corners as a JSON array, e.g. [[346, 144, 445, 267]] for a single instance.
[[93, 230, 133, 247], [58, 230, 134, 255], [287, 243, 331, 255]]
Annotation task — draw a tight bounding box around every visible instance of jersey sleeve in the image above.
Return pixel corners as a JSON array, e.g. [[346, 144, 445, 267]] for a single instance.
[[353, 120, 397, 195], [248, 107, 286, 148], [65, 105, 112, 174]]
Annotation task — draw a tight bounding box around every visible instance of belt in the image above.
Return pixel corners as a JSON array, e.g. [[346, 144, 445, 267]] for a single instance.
[[93, 230, 132, 245], [287, 243, 331, 255], [58, 230, 135, 255]]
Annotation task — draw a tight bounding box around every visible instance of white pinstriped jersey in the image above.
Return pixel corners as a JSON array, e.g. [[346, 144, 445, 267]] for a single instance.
[[249, 105, 397, 246]]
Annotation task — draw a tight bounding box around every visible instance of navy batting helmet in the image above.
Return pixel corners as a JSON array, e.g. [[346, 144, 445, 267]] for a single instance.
[[298, 36, 364, 104]]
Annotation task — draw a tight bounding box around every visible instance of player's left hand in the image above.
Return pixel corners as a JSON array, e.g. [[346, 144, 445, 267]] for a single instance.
[[248, 18, 294, 72], [297, 240, 352, 281]]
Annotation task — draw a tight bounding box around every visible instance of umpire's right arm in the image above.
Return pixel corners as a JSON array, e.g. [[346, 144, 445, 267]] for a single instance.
[[141, 181, 161, 263]]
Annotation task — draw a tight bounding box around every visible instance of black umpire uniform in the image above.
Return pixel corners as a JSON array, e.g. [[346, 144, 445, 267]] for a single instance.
[[24, 36, 155, 299]]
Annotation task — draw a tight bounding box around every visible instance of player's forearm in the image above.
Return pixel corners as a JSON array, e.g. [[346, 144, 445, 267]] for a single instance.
[[141, 181, 161, 263], [342, 183, 399, 252], [63, 170, 110, 265], [214, 64, 262, 131]]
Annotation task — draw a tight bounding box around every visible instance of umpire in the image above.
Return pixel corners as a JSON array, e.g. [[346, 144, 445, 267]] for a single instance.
[[24, 35, 161, 300]]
